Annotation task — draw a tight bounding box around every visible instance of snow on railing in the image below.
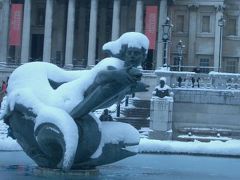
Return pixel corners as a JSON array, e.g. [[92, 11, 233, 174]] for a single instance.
[[155, 70, 240, 90]]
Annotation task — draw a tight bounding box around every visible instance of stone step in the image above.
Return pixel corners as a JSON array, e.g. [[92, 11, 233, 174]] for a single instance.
[[176, 127, 240, 137], [114, 117, 149, 130], [131, 99, 150, 109], [175, 135, 231, 142], [121, 107, 150, 118], [174, 127, 240, 142]]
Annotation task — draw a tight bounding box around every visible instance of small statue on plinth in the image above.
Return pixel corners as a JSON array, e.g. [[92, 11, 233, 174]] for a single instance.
[[152, 77, 171, 98], [150, 77, 173, 140]]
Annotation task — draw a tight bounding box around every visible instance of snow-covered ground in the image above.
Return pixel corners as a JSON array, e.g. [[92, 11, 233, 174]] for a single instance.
[[0, 121, 21, 151], [139, 138, 240, 156], [1, 119, 240, 158]]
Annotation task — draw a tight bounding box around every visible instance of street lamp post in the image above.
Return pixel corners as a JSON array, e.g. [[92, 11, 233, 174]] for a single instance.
[[218, 16, 225, 72], [162, 17, 173, 67], [177, 40, 185, 71]]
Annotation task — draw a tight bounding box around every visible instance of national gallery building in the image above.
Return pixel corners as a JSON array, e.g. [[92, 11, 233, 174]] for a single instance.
[[0, 0, 240, 73]]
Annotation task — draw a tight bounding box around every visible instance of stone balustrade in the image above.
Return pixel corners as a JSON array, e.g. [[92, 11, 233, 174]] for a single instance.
[[155, 70, 240, 91], [142, 70, 240, 141]]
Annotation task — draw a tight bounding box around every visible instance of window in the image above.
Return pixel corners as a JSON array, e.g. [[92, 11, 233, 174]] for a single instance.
[[176, 15, 184, 32], [36, 7, 45, 26], [202, 16, 210, 32], [223, 58, 238, 73], [171, 57, 179, 71], [226, 17, 237, 36], [199, 58, 210, 73]]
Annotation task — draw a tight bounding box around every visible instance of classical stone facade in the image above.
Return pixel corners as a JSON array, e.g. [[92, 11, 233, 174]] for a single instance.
[[0, 0, 240, 72]]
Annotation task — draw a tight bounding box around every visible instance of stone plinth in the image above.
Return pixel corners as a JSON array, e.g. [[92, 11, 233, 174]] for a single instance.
[[149, 97, 173, 140]]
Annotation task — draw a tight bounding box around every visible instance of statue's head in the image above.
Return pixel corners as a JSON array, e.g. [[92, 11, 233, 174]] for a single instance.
[[102, 32, 149, 67], [120, 45, 146, 67], [103, 109, 109, 115], [159, 77, 166, 88]]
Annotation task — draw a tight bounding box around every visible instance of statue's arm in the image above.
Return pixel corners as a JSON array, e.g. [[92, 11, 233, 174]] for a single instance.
[[95, 66, 137, 86], [131, 82, 149, 93]]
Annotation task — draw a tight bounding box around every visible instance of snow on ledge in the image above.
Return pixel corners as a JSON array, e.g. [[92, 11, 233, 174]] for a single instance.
[[139, 138, 240, 156]]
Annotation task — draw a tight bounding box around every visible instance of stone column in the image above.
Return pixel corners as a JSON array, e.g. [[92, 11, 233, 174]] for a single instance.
[[0, 0, 10, 63], [149, 97, 173, 140], [238, 16, 240, 37], [214, 5, 224, 71], [21, 0, 31, 64], [98, 6, 107, 59], [77, 6, 86, 62], [87, 0, 98, 67], [156, 0, 168, 68], [43, 0, 53, 62], [135, 0, 143, 33], [188, 5, 198, 66], [111, 0, 120, 40], [64, 0, 75, 68]]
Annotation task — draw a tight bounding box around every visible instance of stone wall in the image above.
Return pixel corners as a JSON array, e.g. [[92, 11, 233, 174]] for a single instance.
[[139, 70, 240, 99], [142, 71, 240, 140], [173, 89, 240, 105], [172, 89, 240, 138]]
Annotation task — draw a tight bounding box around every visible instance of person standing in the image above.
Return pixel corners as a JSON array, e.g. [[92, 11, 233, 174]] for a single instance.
[[1, 81, 7, 94], [0, 81, 7, 103]]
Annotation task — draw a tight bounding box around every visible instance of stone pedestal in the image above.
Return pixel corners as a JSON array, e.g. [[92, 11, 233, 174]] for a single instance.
[[149, 97, 173, 140]]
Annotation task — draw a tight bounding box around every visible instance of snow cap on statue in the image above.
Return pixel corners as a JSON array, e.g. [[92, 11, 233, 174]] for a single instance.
[[102, 32, 149, 56], [160, 77, 166, 83]]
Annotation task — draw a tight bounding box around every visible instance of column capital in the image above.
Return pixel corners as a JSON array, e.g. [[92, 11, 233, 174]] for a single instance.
[[187, 4, 199, 11]]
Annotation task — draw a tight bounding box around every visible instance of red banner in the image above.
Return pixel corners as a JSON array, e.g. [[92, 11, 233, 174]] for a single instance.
[[145, 6, 158, 49], [8, 4, 23, 46]]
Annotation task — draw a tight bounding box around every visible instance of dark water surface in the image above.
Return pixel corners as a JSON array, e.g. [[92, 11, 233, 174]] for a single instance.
[[0, 151, 240, 180]]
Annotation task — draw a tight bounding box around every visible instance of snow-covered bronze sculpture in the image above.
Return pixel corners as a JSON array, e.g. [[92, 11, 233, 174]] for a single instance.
[[1, 32, 149, 170]]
